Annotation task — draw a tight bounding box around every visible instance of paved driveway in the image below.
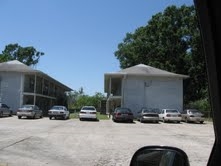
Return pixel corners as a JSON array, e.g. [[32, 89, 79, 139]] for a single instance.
[[0, 116, 214, 166]]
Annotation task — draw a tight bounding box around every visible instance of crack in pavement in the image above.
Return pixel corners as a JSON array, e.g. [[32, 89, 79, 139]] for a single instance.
[[0, 136, 33, 151]]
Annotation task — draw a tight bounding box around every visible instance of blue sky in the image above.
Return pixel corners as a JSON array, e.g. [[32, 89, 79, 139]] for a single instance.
[[0, 0, 193, 96]]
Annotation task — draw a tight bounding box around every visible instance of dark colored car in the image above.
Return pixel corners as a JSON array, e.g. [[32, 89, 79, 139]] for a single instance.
[[112, 107, 134, 123], [0, 103, 13, 117], [17, 104, 43, 119], [137, 108, 159, 123], [181, 109, 204, 124]]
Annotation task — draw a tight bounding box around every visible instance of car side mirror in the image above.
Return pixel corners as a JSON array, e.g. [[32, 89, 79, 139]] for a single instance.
[[130, 146, 190, 166]]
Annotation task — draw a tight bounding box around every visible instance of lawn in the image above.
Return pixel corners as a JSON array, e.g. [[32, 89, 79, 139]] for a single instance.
[[70, 112, 109, 120]]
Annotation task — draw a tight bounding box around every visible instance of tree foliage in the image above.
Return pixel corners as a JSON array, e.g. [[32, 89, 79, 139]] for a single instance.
[[67, 87, 106, 110], [114, 5, 207, 103], [0, 43, 44, 66]]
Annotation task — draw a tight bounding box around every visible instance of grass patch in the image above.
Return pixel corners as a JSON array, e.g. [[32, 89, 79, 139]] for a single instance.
[[98, 113, 109, 120], [70, 112, 109, 120]]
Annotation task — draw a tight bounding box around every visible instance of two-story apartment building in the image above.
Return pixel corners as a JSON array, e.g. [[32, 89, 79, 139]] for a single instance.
[[0, 60, 72, 115], [104, 64, 189, 117]]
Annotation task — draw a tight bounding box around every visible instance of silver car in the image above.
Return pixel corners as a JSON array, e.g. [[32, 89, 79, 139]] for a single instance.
[[159, 109, 182, 123], [17, 104, 43, 119], [137, 108, 159, 123], [48, 105, 70, 120], [181, 109, 204, 124], [0, 103, 13, 117]]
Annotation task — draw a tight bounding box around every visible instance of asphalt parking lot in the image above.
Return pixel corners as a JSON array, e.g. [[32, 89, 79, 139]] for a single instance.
[[0, 116, 214, 166]]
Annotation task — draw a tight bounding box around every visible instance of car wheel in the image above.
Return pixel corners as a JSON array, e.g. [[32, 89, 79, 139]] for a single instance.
[[0, 111, 3, 118], [18, 116, 21, 119], [79, 118, 82, 121], [200, 121, 204, 124], [177, 121, 181, 123], [163, 118, 166, 123], [9, 111, 13, 117]]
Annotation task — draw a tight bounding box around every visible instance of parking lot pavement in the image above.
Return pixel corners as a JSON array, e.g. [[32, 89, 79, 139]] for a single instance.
[[0, 116, 215, 166]]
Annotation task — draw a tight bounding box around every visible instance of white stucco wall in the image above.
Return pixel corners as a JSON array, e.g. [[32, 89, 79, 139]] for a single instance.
[[0, 72, 23, 112], [123, 76, 183, 117]]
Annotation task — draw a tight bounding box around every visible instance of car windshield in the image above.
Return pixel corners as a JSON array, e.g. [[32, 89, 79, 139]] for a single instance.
[[117, 108, 131, 113], [82, 107, 95, 110], [166, 110, 179, 113], [21, 105, 34, 109], [143, 109, 157, 113], [189, 109, 201, 114], [51, 106, 64, 110]]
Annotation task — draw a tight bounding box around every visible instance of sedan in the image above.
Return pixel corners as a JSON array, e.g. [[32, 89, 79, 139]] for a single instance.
[[0, 103, 13, 117], [17, 104, 43, 119], [48, 105, 70, 120], [112, 107, 134, 123], [137, 108, 159, 123], [79, 106, 97, 121], [159, 109, 181, 123], [181, 109, 204, 124]]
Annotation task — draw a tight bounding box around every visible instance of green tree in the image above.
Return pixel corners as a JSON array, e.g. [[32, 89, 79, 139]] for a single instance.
[[72, 91, 106, 110], [66, 87, 85, 108], [114, 5, 207, 103], [0, 43, 44, 66]]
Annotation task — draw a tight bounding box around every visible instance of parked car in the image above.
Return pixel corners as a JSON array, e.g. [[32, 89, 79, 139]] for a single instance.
[[159, 109, 181, 123], [79, 106, 97, 121], [0, 103, 13, 117], [48, 105, 70, 120], [17, 104, 43, 119], [112, 107, 134, 123], [137, 108, 159, 123], [181, 109, 204, 124]]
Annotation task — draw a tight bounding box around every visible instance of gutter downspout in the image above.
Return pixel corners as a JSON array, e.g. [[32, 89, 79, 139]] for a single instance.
[[34, 74, 37, 105], [121, 74, 127, 107]]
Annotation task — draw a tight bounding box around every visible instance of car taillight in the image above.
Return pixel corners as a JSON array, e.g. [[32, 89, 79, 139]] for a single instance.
[[90, 112, 96, 114], [166, 114, 171, 117], [80, 111, 86, 114]]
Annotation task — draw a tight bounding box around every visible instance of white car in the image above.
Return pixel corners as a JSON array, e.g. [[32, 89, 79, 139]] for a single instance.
[[159, 109, 181, 123], [48, 105, 70, 120], [79, 106, 97, 121]]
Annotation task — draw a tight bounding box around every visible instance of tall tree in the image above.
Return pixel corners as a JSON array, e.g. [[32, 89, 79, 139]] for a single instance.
[[0, 43, 44, 66], [114, 5, 207, 103]]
